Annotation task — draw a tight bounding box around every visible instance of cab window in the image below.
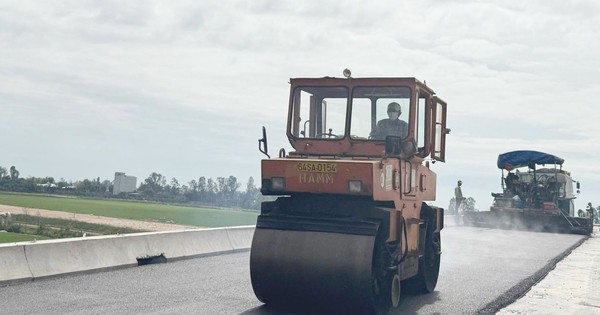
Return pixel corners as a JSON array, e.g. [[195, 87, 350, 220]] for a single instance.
[[290, 86, 348, 139], [349, 86, 411, 140]]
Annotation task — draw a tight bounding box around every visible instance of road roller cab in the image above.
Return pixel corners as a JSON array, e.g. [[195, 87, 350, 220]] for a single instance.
[[251, 70, 449, 314]]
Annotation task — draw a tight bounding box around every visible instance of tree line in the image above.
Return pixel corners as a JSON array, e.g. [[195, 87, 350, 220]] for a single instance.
[[0, 165, 265, 210], [448, 196, 477, 214]]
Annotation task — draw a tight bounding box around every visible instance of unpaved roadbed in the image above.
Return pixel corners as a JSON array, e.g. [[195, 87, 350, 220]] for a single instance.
[[0, 204, 198, 232]]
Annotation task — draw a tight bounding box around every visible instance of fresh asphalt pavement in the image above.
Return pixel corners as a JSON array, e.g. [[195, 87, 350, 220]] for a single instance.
[[0, 220, 588, 314]]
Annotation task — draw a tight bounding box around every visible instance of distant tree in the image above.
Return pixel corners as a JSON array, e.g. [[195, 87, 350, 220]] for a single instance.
[[137, 172, 167, 198], [246, 177, 256, 191], [56, 178, 73, 191], [39, 177, 55, 184], [184, 179, 198, 202], [188, 179, 198, 192], [180, 184, 189, 194], [102, 180, 112, 194], [241, 177, 261, 210], [209, 176, 241, 206], [207, 178, 217, 203], [0, 165, 268, 209], [170, 177, 181, 194], [216, 177, 226, 194], [464, 197, 477, 212], [198, 177, 207, 193], [225, 176, 240, 206], [215, 177, 227, 205], [20, 177, 36, 192], [76, 179, 94, 193], [77, 176, 103, 193], [145, 172, 166, 188], [448, 197, 457, 214], [227, 176, 240, 192], [449, 196, 477, 213], [198, 176, 207, 202], [9, 166, 19, 180]]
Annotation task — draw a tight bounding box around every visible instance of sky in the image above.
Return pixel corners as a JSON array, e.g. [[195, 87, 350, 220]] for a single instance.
[[1, 0, 599, 210]]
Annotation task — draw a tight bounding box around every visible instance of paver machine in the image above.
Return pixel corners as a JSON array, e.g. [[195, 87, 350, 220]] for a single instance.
[[463, 150, 592, 235], [250, 70, 449, 314]]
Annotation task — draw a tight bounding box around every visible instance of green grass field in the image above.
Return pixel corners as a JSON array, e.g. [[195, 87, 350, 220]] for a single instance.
[[0, 192, 258, 228], [0, 231, 50, 243]]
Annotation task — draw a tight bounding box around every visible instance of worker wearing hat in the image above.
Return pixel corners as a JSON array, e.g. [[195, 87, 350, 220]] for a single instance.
[[370, 102, 409, 140]]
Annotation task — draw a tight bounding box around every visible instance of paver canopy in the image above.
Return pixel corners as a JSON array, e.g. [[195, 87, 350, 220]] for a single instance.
[[497, 150, 564, 170]]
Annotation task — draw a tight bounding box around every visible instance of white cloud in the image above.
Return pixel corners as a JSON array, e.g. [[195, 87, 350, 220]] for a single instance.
[[0, 0, 599, 209]]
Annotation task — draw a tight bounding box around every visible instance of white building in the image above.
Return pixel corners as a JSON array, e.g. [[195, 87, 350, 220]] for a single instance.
[[113, 172, 137, 195]]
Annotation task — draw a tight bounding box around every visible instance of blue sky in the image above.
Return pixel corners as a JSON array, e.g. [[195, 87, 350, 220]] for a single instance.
[[1, 0, 599, 210]]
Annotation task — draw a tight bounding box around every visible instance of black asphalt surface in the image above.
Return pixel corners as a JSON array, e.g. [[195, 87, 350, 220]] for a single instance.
[[0, 223, 586, 314]]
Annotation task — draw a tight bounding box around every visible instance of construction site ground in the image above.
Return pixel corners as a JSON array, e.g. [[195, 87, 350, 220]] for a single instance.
[[0, 204, 197, 232]]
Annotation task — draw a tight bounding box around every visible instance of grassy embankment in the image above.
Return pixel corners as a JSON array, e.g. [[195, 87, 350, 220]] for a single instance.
[[0, 192, 259, 243], [0, 192, 259, 227], [0, 231, 50, 243]]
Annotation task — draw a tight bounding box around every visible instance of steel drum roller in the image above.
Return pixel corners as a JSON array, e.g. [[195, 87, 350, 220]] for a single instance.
[[250, 224, 381, 313]]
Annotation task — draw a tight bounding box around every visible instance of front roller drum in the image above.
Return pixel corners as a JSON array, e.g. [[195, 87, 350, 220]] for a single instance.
[[250, 218, 393, 314]]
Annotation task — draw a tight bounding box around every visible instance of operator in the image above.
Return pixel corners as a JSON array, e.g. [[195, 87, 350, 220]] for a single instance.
[[370, 102, 409, 140]]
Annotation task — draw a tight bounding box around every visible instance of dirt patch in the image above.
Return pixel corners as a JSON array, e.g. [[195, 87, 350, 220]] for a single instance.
[[0, 204, 198, 232]]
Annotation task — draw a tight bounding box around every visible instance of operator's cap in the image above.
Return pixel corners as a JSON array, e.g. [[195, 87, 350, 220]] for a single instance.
[[387, 102, 401, 112]]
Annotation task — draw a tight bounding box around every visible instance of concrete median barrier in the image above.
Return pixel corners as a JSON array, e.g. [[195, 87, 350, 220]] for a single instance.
[[25, 235, 148, 278], [144, 228, 234, 259], [226, 225, 256, 250], [0, 244, 33, 283], [0, 226, 255, 285]]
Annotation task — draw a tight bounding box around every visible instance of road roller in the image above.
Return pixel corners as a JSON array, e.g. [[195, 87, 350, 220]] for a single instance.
[[251, 70, 449, 314]]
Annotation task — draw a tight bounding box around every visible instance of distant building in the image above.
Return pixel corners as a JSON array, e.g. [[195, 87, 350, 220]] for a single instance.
[[113, 172, 137, 195], [36, 183, 58, 188]]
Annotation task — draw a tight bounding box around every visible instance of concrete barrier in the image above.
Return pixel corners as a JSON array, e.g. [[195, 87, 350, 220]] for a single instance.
[[0, 226, 255, 284], [0, 243, 32, 283], [144, 228, 233, 259], [226, 225, 256, 250], [25, 235, 147, 278]]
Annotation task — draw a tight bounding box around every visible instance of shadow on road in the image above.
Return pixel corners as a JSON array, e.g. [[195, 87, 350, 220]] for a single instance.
[[239, 290, 442, 315]]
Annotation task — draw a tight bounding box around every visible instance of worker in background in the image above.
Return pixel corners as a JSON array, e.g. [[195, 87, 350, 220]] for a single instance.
[[370, 102, 409, 140], [454, 180, 464, 223], [587, 202, 598, 224]]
